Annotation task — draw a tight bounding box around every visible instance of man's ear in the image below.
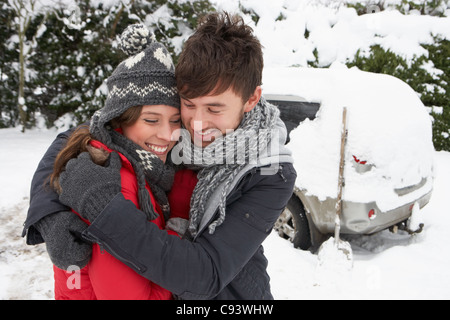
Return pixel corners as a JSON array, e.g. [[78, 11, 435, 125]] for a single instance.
[[244, 86, 262, 113]]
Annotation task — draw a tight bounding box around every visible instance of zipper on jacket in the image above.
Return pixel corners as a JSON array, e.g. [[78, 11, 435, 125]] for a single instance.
[[277, 165, 287, 182], [83, 232, 146, 273], [99, 239, 146, 273]]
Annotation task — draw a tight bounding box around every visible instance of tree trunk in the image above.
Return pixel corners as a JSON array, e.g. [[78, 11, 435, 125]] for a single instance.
[[18, 28, 27, 132]]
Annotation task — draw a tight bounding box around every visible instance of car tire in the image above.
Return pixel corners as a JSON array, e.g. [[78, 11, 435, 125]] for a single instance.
[[274, 195, 312, 250]]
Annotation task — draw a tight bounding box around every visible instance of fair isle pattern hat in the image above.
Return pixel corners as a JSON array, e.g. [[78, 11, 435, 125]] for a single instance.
[[90, 24, 180, 144]]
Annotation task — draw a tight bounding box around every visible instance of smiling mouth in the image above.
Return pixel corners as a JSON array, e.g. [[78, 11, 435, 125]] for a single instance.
[[145, 143, 169, 154], [193, 128, 221, 140]]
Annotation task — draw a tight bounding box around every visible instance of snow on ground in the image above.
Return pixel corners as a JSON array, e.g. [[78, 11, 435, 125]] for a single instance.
[[1, 127, 449, 300], [0, 128, 58, 300]]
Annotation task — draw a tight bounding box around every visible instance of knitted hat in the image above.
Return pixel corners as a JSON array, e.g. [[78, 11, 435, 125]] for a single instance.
[[90, 23, 179, 143], [87, 24, 179, 222]]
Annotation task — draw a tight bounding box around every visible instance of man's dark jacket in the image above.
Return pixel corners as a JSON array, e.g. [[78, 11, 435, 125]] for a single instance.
[[23, 128, 296, 300]]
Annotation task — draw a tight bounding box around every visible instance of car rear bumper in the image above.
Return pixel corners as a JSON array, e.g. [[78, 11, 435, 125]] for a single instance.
[[296, 187, 433, 235]]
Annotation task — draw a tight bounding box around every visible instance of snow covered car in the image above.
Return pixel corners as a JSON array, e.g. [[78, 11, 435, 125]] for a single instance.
[[263, 67, 434, 251]]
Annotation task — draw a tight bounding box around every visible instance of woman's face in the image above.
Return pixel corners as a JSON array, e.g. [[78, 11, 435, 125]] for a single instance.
[[122, 105, 181, 163]]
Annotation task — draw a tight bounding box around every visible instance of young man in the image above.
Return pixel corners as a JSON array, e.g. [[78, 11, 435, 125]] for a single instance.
[[23, 12, 296, 300]]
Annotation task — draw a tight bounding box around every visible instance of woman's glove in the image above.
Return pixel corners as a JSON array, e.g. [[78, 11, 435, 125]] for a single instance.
[[34, 211, 92, 270], [59, 151, 122, 223]]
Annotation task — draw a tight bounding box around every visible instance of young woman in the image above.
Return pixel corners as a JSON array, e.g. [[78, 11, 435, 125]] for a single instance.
[[46, 24, 195, 300]]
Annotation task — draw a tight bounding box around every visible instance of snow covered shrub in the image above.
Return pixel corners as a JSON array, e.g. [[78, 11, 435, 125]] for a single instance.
[[0, 3, 18, 128], [3, 0, 214, 129]]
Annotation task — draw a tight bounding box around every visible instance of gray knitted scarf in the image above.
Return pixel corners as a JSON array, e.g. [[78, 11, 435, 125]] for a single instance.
[[173, 97, 281, 238], [107, 129, 175, 221]]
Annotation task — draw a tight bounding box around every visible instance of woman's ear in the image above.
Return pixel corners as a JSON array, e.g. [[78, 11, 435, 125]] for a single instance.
[[244, 86, 262, 113]]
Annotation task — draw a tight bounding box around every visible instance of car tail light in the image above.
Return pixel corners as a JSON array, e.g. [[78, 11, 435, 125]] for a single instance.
[[368, 209, 376, 220], [353, 155, 367, 165], [353, 155, 373, 173]]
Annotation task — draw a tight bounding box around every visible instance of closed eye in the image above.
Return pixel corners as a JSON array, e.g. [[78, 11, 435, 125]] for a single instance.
[[208, 108, 221, 114]]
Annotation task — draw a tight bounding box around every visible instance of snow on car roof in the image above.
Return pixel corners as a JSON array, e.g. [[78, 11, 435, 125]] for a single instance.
[[262, 66, 434, 211]]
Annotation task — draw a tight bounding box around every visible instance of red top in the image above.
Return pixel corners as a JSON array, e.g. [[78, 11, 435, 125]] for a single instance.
[[53, 139, 197, 300]]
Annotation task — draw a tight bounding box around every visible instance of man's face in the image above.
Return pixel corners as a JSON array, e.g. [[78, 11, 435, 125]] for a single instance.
[[180, 86, 261, 147]]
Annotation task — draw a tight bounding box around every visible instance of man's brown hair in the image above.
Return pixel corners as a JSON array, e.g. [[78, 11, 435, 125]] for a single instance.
[[175, 12, 263, 102]]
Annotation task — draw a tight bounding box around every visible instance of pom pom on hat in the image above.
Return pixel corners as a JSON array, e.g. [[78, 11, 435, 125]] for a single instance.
[[118, 24, 156, 56]]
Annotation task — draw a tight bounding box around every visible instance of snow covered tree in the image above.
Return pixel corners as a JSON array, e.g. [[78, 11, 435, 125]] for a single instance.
[[27, 1, 126, 127], [0, 0, 17, 128], [422, 37, 450, 151], [7, 0, 49, 131], [13, 0, 214, 128]]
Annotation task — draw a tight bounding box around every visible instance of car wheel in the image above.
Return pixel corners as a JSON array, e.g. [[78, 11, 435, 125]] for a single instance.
[[274, 195, 312, 250]]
